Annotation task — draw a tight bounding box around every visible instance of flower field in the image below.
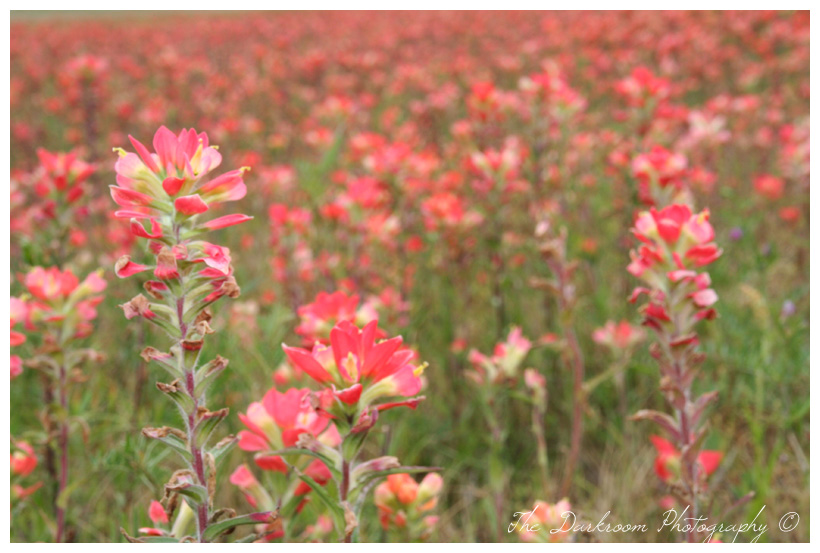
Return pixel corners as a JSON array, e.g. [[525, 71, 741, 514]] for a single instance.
[[8, 10, 810, 543]]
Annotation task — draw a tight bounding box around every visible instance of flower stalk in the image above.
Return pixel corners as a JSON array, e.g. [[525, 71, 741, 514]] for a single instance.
[[110, 126, 276, 542], [627, 204, 723, 542], [531, 218, 585, 499]]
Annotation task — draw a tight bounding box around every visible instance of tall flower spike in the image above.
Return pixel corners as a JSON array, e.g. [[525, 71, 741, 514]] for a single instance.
[[13, 267, 106, 542], [283, 320, 426, 430], [628, 202, 724, 542], [111, 127, 271, 543], [266, 317, 434, 543]]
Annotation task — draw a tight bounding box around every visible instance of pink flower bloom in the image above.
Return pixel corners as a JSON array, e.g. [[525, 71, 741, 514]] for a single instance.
[[138, 499, 169, 536], [112, 127, 251, 241], [238, 387, 339, 471], [753, 174, 785, 200], [651, 435, 722, 484], [10, 297, 28, 347], [10, 440, 38, 477], [19, 269, 105, 342], [523, 368, 546, 391], [296, 291, 361, 342], [515, 499, 573, 543], [191, 242, 233, 276], [132, 126, 222, 180], [616, 66, 670, 107], [374, 473, 442, 538], [592, 320, 646, 350], [632, 146, 687, 185], [631, 146, 689, 205], [467, 327, 532, 385], [421, 192, 468, 230], [629, 204, 722, 331], [630, 205, 721, 274], [148, 500, 168, 525], [283, 320, 425, 413], [24, 267, 79, 301], [229, 464, 259, 490], [11, 355, 23, 379], [295, 290, 380, 343], [33, 149, 95, 201]]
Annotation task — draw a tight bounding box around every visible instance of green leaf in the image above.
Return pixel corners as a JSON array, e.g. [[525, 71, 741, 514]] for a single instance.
[[209, 436, 237, 464], [279, 492, 305, 521], [293, 468, 345, 532], [56, 478, 83, 510], [194, 356, 228, 397], [170, 483, 209, 506], [120, 528, 181, 543], [203, 512, 278, 542], [341, 429, 370, 461], [195, 409, 228, 449], [157, 383, 195, 413], [150, 433, 192, 463]]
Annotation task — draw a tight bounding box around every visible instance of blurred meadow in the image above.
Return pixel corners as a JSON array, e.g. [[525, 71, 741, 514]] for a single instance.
[[9, 10, 810, 543]]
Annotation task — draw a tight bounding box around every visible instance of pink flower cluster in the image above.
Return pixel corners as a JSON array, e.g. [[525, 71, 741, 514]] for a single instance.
[[112, 126, 251, 328], [467, 327, 532, 385], [628, 204, 722, 338], [294, 290, 379, 344], [374, 473, 442, 540], [13, 267, 107, 352], [283, 320, 426, 429]]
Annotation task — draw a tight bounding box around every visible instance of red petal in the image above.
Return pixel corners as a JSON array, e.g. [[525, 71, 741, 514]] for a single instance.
[[174, 195, 209, 215], [335, 383, 363, 404], [162, 176, 185, 196], [203, 213, 253, 230], [130, 218, 163, 239], [254, 454, 288, 473], [129, 134, 160, 173], [282, 345, 333, 383], [115, 256, 150, 278], [698, 450, 722, 476]]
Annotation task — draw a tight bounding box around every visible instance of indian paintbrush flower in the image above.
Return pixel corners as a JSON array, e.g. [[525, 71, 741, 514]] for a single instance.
[[628, 202, 724, 542], [111, 126, 275, 543]]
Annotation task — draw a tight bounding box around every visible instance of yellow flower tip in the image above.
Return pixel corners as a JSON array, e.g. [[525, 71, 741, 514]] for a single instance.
[[343, 351, 359, 381], [112, 147, 127, 158], [240, 166, 252, 174], [211, 145, 220, 150], [413, 362, 429, 378]]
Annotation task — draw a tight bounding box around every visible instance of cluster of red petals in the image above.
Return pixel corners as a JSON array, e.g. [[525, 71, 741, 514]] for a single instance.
[[283, 320, 424, 414], [628, 204, 721, 332], [650, 435, 722, 483]]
